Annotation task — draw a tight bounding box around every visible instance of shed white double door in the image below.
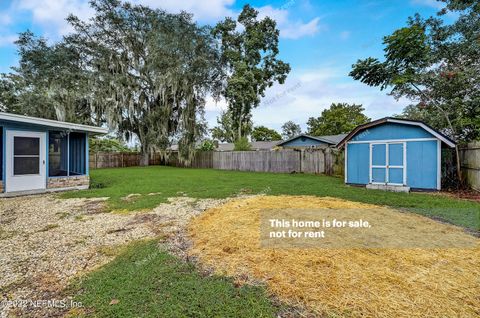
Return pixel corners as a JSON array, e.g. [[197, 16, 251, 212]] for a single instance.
[[5, 130, 46, 192], [370, 142, 406, 185]]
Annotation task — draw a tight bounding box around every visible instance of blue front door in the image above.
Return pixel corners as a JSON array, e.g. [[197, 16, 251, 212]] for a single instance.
[[370, 142, 405, 185]]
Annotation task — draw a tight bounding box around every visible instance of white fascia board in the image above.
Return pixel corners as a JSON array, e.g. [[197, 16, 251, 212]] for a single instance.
[[0, 112, 108, 134]]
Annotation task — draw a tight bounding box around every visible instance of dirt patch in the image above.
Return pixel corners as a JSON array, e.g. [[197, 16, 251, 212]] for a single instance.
[[188, 195, 480, 318], [0, 194, 225, 318], [425, 189, 480, 202]]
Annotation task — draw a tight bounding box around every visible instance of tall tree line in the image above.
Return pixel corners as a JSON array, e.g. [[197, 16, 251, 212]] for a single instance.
[[0, 0, 288, 165]]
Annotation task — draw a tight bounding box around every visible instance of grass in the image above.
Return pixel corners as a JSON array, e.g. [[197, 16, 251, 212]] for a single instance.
[[70, 240, 277, 318], [62, 166, 479, 230]]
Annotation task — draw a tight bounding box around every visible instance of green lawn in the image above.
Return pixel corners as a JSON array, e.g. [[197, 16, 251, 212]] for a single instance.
[[62, 166, 479, 230], [71, 240, 277, 318]]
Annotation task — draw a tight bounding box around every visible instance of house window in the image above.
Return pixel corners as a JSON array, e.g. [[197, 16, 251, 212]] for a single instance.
[[13, 137, 40, 175]]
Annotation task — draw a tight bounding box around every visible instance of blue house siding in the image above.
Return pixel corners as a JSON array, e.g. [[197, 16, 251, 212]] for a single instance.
[[346, 143, 369, 184], [352, 123, 434, 141], [281, 137, 329, 148], [406, 140, 438, 189]]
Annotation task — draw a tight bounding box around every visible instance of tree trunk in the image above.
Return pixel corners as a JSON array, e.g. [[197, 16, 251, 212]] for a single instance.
[[140, 151, 149, 166], [441, 113, 462, 186], [454, 145, 463, 188], [237, 117, 242, 141]]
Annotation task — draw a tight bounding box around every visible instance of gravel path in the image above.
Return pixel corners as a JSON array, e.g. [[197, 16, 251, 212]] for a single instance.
[[0, 194, 225, 318]]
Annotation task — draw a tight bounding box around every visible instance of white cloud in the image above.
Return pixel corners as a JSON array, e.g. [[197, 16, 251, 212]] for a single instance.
[[205, 96, 228, 112], [13, 0, 94, 37], [256, 6, 323, 40], [132, 0, 235, 22], [0, 12, 12, 25], [0, 34, 18, 47], [7, 0, 234, 39], [205, 67, 409, 131], [282, 17, 322, 39], [340, 30, 351, 40], [3, 1, 320, 41]]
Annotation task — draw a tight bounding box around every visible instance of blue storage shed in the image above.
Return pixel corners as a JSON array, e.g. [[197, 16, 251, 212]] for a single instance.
[[0, 112, 107, 196], [337, 118, 456, 191]]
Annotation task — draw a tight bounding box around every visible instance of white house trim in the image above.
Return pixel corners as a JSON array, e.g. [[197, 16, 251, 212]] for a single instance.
[[344, 143, 348, 183], [369, 143, 372, 183], [0, 112, 108, 134], [437, 139, 441, 190], [348, 138, 437, 144], [403, 141, 407, 185]]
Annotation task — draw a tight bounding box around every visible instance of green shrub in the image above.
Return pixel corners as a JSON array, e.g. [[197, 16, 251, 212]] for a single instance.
[[234, 137, 252, 151], [198, 140, 216, 151]]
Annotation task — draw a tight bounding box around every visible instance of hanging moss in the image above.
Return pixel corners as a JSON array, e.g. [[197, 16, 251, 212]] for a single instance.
[[67, 0, 222, 165]]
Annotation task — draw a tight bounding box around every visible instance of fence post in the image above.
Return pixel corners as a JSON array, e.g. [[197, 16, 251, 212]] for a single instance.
[[299, 149, 304, 173], [324, 147, 331, 175]]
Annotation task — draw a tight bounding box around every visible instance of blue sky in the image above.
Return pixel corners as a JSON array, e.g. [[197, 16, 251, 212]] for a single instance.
[[0, 0, 446, 132]]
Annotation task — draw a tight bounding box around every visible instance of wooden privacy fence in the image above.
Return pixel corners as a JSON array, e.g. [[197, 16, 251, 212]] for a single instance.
[[460, 142, 480, 191], [89, 148, 342, 176], [88, 145, 480, 190], [89, 152, 163, 169]]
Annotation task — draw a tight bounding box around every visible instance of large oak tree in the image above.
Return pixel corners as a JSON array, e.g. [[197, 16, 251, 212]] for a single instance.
[[0, 31, 92, 124], [67, 0, 222, 164]]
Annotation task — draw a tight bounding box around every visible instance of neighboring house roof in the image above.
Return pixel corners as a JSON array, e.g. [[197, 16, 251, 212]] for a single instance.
[[0, 112, 108, 134], [168, 141, 279, 151], [216, 143, 234, 151], [316, 133, 348, 145], [217, 141, 280, 151], [168, 142, 202, 151], [336, 117, 456, 148], [276, 133, 347, 147]]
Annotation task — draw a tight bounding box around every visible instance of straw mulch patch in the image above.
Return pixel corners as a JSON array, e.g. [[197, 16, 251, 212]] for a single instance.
[[188, 195, 480, 318]]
